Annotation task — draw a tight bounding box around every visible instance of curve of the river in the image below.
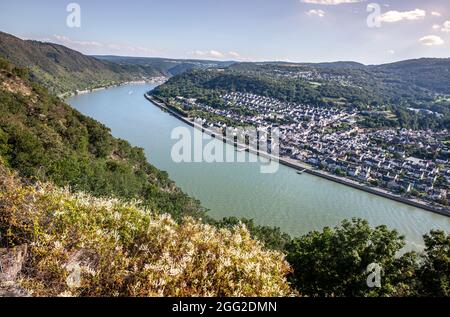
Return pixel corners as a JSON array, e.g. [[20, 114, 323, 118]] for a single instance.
[[68, 83, 450, 251]]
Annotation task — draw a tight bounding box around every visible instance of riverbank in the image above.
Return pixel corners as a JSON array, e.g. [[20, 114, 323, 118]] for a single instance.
[[59, 78, 167, 99], [144, 93, 450, 218]]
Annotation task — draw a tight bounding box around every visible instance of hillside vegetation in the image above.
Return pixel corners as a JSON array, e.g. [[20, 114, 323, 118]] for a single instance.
[[94, 55, 234, 77], [373, 58, 450, 95], [0, 32, 162, 95], [0, 51, 448, 297], [0, 161, 292, 296], [153, 62, 450, 130], [0, 57, 205, 222], [2, 158, 448, 297]]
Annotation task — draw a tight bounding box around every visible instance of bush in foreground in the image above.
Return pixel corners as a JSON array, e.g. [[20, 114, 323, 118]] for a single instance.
[[0, 163, 293, 297]]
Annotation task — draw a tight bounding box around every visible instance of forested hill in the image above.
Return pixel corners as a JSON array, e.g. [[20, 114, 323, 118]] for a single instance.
[[0, 57, 205, 221], [373, 58, 450, 95], [0, 31, 163, 95], [227, 59, 450, 96], [93, 55, 234, 77], [152, 60, 450, 130]]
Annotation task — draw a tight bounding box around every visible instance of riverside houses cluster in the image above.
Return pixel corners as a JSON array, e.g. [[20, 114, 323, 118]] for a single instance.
[[176, 92, 449, 210]]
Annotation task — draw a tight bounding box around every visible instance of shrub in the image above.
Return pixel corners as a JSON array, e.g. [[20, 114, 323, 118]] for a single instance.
[[0, 164, 293, 297]]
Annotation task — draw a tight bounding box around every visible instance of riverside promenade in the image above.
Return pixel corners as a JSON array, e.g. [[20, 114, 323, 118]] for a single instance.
[[144, 93, 450, 218]]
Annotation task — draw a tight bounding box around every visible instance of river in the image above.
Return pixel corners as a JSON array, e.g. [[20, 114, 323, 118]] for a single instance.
[[68, 83, 450, 251]]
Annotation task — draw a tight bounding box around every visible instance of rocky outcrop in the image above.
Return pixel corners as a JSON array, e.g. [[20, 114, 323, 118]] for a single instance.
[[0, 244, 30, 297], [0, 282, 30, 297], [0, 244, 27, 282]]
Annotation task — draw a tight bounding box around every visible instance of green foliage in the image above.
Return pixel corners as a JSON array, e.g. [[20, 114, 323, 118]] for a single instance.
[[0, 62, 207, 222], [0, 127, 8, 156], [0, 31, 162, 95], [393, 106, 449, 131], [11, 66, 29, 80], [152, 62, 450, 130], [286, 219, 418, 297], [213, 217, 291, 251], [374, 58, 450, 95], [1, 56, 449, 298], [0, 165, 293, 297], [95, 55, 232, 77], [152, 69, 323, 107], [0, 57, 12, 72], [417, 231, 450, 297]]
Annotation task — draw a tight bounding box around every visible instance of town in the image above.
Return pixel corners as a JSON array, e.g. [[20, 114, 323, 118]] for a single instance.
[[174, 92, 449, 210]]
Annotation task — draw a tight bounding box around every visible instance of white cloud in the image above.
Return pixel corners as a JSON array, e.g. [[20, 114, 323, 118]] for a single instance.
[[432, 21, 450, 33], [419, 35, 444, 46], [53, 35, 103, 47], [187, 50, 242, 60], [433, 24, 441, 30], [228, 51, 241, 58], [431, 11, 442, 17], [300, 0, 363, 4], [189, 50, 223, 58], [50, 35, 158, 56], [441, 21, 450, 32], [386, 49, 395, 55], [209, 50, 225, 58], [379, 9, 426, 23], [306, 9, 326, 17]]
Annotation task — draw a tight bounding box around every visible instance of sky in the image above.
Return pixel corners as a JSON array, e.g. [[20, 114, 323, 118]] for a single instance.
[[0, 0, 449, 64]]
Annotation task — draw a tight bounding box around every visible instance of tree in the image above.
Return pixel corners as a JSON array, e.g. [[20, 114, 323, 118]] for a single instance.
[[417, 230, 450, 297], [213, 217, 291, 251], [286, 218, 417, 297]]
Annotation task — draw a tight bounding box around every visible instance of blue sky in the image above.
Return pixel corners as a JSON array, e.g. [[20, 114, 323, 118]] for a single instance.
[[0, 0, 449, 64]]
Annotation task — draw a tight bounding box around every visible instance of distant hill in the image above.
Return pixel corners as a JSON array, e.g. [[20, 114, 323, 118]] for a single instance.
[[304, 61, 367, 70], [93, 55, 235, 76], [152, 59, 450, 130], [2, 28, 449, 99], [372, 58, 450, 94], [228, 59, 450, 96], [0, 31, 162, 95]]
